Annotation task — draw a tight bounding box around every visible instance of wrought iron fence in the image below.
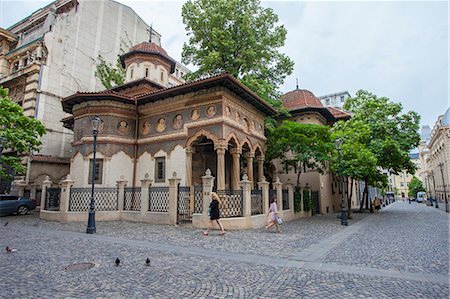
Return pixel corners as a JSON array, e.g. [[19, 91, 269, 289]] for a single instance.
[[149, 187, 169, 212], [251, 189, 263, 215], [45, 188, 60, 211], [282, 189, 289, 210], [69, 187, 118, 212], [193, 185, 203, 214], [177, 186, 191, 223], [217, 189, 243, 218], [124, 187, 141, 211]]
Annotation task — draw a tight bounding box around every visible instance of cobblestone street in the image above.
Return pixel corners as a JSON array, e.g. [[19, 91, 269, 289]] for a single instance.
[[1, 201, 448, 298]]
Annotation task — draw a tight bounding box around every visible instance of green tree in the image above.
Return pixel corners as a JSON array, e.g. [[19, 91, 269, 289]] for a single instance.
[[333, 90, 420, 211], [266, 121, 333, 188], [408, 176, 426, 198], [181, 0, 294, 105], [0, 86, 46, 179], [94, 55, 126, 89]]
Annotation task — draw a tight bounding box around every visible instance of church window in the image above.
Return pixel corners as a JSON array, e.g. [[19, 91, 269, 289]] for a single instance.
[[89, 159, 103, 184], [155, 157, 165, 182], [130, 68, 134, 79], [160, 70, 164, 82], [145, 68, 149, 78], [340, 96, 345, 102]]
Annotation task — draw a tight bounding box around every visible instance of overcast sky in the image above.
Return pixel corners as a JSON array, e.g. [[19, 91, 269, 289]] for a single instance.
[[0, 0, 448, 128]]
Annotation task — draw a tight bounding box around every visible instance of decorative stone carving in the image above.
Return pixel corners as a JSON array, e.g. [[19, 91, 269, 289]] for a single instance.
[[173, 114, 183, 130], [243, 118, 250, 133], [191, 109, 200, 121], [225, 106, 231, 117], [236, 111, 240, 122], [156, 117, 166, 132]]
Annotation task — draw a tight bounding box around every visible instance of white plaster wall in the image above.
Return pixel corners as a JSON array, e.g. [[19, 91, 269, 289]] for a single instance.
[[167, 145, 187, 185], [109, 151, 134, 187], [136, 152, 152, 186], [70, 152, 85, 187]]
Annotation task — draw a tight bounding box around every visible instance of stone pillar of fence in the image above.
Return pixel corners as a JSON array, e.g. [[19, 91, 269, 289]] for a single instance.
[[168, 172, 181, 225], [273, 177, 283, 211], [140, 174, 152, 215], [285, 182, 294, 211], [40, 176, 52, 211], [116, 178, 127, 212], [240, 174, 252, 217], [258, 177, 270, 215], [202, 169, 215, 217], [59, 175, 74, 214]]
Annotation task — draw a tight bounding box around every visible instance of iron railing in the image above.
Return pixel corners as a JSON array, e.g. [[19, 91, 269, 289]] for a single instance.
[[217, 189, 243, 218], [124, 187, 141, 211], [193, 185, 203, 214], [251, 189, 263, 215], [149, 186, 169, 212], [177, 186, 191, 223], [69, 187, 118, 212]]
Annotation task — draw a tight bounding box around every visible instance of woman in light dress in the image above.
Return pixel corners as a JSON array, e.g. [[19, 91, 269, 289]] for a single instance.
[[266, 197, 281, 233]]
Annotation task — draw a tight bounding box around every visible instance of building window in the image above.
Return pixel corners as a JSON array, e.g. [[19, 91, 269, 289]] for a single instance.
[[155, 157, 165, 183], [160, 71, 164, 82], [89, 159, 103, 184], [340, 96, 345, 102], [145, 68, 149, 78], [400, 182, 404, 187], [180, 72, 184, 77], [326, 99, 330, 106], [130, 68, 134, 79]]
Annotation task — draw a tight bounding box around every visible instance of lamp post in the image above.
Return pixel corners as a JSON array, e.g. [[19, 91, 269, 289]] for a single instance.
[[438, 162, 448, 213], [335, 139, 348, 226], [86, 116, 101, 234], [431, 170, 438, 208]]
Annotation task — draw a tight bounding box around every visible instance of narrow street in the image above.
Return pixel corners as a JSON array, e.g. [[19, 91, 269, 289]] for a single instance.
[[1, 201, 448, 298]]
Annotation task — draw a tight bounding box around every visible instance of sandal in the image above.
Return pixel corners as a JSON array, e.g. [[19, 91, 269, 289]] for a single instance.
[[203, 231, 208, 236], [219, 232, 225, 236]]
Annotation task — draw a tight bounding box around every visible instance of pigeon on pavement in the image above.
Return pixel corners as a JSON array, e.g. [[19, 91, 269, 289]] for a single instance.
[[145, 258, 150, 266], [115, 257, 120, 266]]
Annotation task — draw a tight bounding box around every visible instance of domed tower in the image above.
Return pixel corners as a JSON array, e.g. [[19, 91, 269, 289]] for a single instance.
[[119, 41, 176, 87], [281, 89, 325, 110]]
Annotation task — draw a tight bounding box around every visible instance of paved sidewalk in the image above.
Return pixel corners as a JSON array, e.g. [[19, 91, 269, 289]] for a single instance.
[[0, 201, 448, 298]]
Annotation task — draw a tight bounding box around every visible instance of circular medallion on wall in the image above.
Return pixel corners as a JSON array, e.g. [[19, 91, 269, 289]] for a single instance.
[[141, 121, 151, 135], [206, 105, 216, 117], [117, 120, 130, 135], [98, 120, 105, 133], [173, 114, 183, 130], [191, 109, 200, 121], [156, 117, 166, 132]]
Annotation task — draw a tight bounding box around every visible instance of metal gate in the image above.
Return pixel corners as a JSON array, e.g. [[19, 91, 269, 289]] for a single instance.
[[177, 186, 191, 224], [45, 188, 61, 211], [311, 191, 320, 214]]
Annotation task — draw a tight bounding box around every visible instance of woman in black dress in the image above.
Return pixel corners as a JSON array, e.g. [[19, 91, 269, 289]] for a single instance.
[[203, 192, 225, 236]]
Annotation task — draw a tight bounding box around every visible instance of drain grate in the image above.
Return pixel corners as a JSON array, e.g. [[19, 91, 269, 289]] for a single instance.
[[64, 262, 96, 271]]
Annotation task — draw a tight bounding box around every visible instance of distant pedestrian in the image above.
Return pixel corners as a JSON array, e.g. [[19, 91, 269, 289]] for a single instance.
[[374, 197, 381, 212], [203, 192, 225, 236], [265, 197, 281, 233]]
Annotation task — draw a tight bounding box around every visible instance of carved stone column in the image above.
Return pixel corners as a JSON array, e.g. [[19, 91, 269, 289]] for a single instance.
[[185, 146, 194, 187], [258, 177, 270, 215], [273, 176, 283, 211], [230, 147, 242, 190], [140, 173, 152, 216], [116, 177, 128, 212], [245, 152, 254, 186], [168, 172, 181, 225], [257, 155, 265, 182], [59, 175, 74, 214], [239, 174, 252, 217], [215, 144, 227, 191]]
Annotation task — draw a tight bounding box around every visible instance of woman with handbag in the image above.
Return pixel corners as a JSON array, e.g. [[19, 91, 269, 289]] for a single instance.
[[203, 192, 225, 236], [265, 197, 281, 233]]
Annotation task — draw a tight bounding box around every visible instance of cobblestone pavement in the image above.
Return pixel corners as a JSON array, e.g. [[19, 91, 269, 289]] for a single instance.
[[0, 202, 448, 298]]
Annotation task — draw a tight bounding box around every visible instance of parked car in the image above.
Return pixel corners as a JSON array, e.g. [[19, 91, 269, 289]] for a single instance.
[[0, 195, 36, 216]]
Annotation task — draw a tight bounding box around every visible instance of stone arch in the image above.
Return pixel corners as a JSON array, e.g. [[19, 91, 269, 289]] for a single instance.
[[186, 129, 219, 148], [224, 132, 241, 149], [240, 137, 253, 153]]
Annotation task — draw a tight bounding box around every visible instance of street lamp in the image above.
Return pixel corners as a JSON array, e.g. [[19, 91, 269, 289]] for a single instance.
[[438, 162, 448, 213], [335, 139, 348, 226], [431, 170, 438, 209], [86, 115, 101, 234]]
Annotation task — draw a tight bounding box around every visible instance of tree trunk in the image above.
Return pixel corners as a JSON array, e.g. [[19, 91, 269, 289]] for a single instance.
[[347, 177, 354, 218]]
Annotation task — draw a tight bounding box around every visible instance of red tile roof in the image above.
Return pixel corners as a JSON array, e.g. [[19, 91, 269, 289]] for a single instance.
[[281, 89, 324, 110], [327, 106, 351, 119], [130, 42, 170, 57], [30, 155, 70, 164]]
